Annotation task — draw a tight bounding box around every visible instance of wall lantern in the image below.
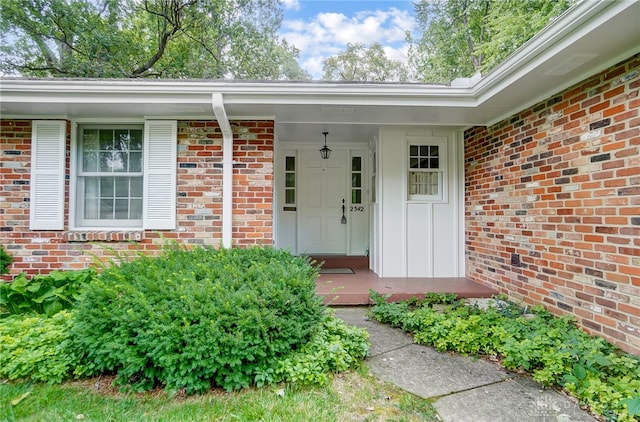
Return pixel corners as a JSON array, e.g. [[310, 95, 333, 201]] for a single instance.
[[319, 131, 331, 159]]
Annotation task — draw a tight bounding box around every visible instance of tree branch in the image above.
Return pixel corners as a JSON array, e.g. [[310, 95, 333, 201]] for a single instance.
[[130, 0, 197, 77]]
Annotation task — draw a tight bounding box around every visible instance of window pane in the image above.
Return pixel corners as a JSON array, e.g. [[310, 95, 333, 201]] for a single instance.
[[83, 130, 99, 151], [99, 199, 114, 219], [352, 189, 361, 204], [285, 189, 295, 204], [115, 178, 129, 197], [285, 156, 295, 171], [130, 199, 142, 219], [130, 130, 143, 150], [100, 177, 114, 197], [99, 130, 113, 150], [84, 178, 100, 199], [352, 173, 361, 188], [129, 152, 142, 172], [409, 145, 418, 156], [430, 146, 439, 156], [114, 130, 130, 152], [352, 156, 361, 172], [82, 151, 98, 172], [420, 145, 429, 156], [420, 158, 429, 169], [430, 158, 439, 168], [285, 172, 295, 187], [409, 158, 418, 169], [131, 177, 143, 197], [84, 198, 99, 219], [114, 199, 129, 219]]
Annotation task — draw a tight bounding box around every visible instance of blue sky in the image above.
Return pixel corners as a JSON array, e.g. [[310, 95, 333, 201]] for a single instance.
[[279, 0, 416, 79]]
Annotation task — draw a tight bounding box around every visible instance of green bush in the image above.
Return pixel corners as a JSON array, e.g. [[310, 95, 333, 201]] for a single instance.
[[369, 293, 640, 421], [0, 245, 12, 274], [0, 269, 96, 317], [0, 311, 83, 383], [72, 245, 326, 393], [272, 310, 369, 386]]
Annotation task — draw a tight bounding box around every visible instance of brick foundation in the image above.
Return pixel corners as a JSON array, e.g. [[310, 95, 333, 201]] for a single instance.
[[465, 54, 640, 354], [0, 119, 273, 276]]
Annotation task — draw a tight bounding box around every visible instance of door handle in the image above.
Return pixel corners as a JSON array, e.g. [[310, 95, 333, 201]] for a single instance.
[[341, 199, 347, 224]]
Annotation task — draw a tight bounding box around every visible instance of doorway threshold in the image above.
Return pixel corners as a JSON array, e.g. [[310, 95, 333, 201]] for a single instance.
[[308, 255, 369, 270]]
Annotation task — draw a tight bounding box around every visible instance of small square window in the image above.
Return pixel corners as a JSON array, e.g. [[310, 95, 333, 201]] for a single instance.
[[408, 141, 445, 201]]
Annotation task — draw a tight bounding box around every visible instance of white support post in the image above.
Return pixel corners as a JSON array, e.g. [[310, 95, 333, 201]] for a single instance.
[[212, 93, 234, 248]]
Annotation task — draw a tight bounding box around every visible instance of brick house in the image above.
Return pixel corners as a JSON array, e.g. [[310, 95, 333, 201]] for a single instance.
[[1, 1, 639, 353]]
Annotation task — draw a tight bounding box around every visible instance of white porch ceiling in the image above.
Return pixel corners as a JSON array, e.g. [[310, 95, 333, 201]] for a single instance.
[[1, 0, 639, 145]]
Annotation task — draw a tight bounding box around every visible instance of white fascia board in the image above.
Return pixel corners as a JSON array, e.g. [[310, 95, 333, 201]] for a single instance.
[[0, 78, 474, 109]]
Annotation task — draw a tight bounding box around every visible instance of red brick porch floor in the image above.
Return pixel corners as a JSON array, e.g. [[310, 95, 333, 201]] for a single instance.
[[311, 256, 498, 305]]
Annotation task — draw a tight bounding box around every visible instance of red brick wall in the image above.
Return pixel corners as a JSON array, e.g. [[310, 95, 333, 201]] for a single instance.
[[465, 54, 640, 354], [0, 119, 273, 277]]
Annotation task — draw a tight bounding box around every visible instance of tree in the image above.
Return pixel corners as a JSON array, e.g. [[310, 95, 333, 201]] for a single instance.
[[411, 0, 574, 83], [0, 0, 310, 80], [322, 43, 408, 82]]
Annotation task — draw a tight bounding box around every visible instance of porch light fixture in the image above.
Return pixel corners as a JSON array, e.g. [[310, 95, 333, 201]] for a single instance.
[[319, 131, 331, 159]]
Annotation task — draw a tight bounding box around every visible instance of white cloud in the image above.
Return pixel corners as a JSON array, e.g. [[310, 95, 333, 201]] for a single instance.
[[280, 5, 416, 79], [281, 0, 300, 11]]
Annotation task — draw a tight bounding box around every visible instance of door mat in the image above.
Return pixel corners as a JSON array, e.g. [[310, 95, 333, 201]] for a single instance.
[[319, 267, 355, 274]]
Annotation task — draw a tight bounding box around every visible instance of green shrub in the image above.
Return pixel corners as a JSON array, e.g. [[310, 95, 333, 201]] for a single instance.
[[272, 310, 369, 386], [369, 293, 640, 421], [72, 245, 326, 393], [0, 245, 12, 274], [0, 311, 83, 383], [0, 269, 96, 317]]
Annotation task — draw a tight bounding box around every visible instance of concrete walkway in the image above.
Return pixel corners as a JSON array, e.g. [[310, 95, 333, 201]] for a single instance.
[[334, 307, 597, 422]]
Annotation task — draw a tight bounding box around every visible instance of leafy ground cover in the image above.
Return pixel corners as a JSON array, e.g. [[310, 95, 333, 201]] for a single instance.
[[1, 369, 439, 422], [369, 291, 640, 422]]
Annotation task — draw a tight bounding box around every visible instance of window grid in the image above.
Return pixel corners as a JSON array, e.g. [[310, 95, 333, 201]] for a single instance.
[[351, 156, 362, 204], [284, 156, 296, 205], [78, 126, 144, 226], [408, 143, 443, 200]]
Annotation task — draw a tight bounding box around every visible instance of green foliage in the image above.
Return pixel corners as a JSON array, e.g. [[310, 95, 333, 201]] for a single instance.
[[0, 311, 83, 383], [411, 0, 574, 82], [0, 0, 309, 80], [72, 246, 326, 393], [369, 292, 640, 421], [0, 269, 95, 317], [0, 245, 12, 274], [273, 311, 369, 387], [322, 42, 409, 82]]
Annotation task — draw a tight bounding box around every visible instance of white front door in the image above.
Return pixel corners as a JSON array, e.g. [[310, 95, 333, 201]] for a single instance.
[[297, 150, 348, 254]]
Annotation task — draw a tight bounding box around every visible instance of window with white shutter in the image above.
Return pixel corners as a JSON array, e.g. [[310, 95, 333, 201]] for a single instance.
[[72, 121, 176, 230], [30, 120, 66, 230]]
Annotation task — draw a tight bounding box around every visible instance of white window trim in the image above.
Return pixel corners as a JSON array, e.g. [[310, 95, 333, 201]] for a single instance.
[[74, 124, 144, 229], [406, 137, 448, 203]]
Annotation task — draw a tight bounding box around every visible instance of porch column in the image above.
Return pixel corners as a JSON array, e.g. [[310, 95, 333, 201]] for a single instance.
[[211, 93, 234, 248]]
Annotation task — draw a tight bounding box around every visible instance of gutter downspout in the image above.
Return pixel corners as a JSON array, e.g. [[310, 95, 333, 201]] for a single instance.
[[212, 93, 234, 248]]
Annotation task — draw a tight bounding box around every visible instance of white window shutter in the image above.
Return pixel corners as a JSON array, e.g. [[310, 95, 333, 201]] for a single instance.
[[29, 120, 66, 230], [143, 120, 177, 230]]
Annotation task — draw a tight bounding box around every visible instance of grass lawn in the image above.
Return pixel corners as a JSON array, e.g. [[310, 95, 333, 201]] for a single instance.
[[1, 368, 439, 422]]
